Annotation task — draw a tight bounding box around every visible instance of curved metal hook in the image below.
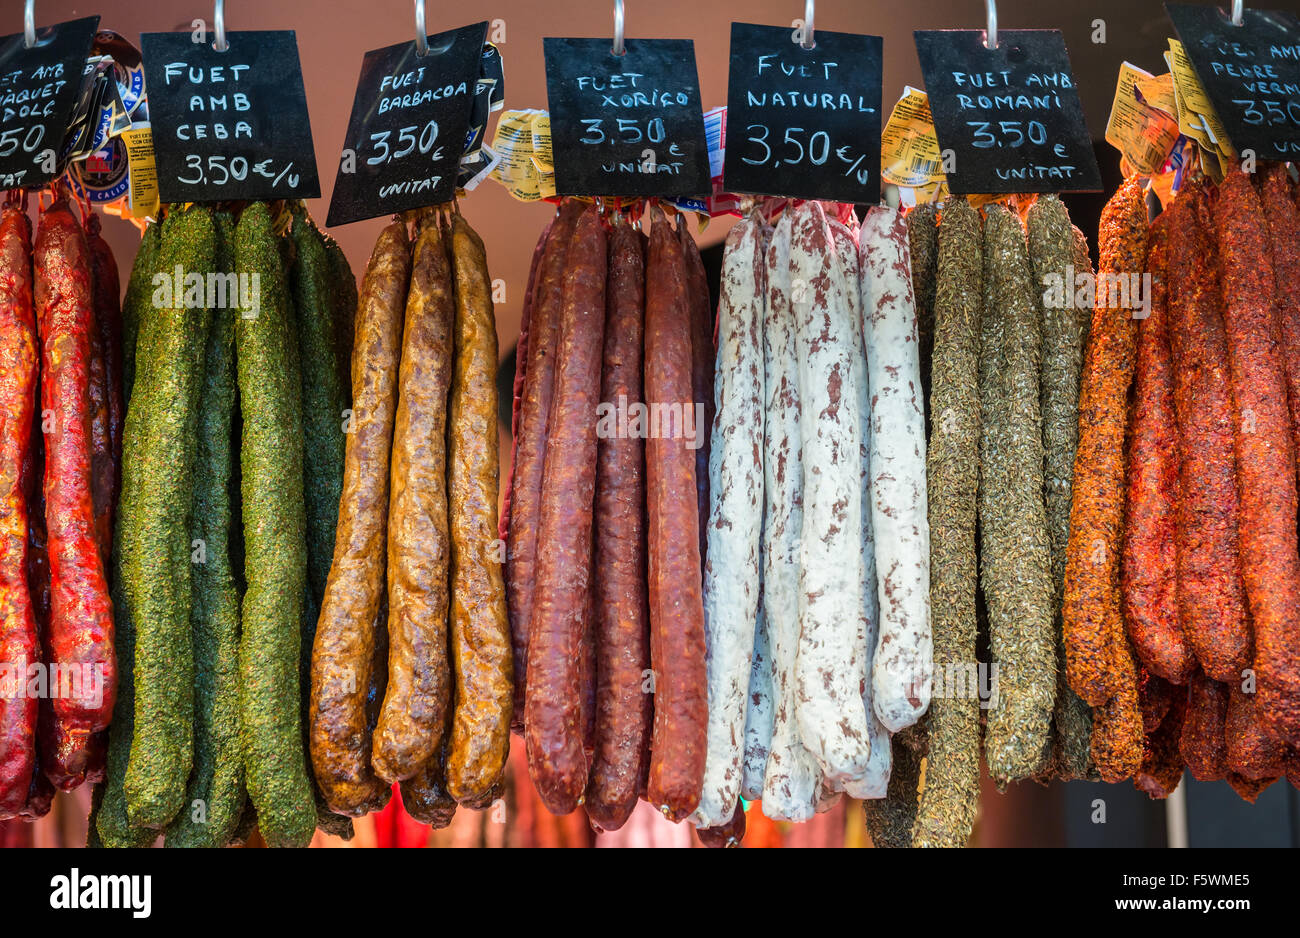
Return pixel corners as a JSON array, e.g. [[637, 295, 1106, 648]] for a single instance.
[[214, 0, 229, 52], [801, 0, 816, 50], [613, 0, 626, 56], [24, 0, 35, 49], [1231, 0, 1244, 26], [984, 0, 998, 50], [415, 0, 429, 56]]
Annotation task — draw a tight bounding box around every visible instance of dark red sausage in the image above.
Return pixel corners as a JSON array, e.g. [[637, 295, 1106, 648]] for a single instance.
[[678, 218, 714, 571], [1166, 185, 1252, 684], [1212, 165, 1300, 746], [84, 213, 122, 556], [585, 214, 651, 833], [643, 206, 707, 821], [0, 202, 40, 817], [524, 204, 607, 814], [500, 216, 553, 544], [507, 200, 585, 733], [695, 799, 746, 848]]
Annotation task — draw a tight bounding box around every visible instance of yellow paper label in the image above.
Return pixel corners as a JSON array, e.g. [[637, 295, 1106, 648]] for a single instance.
[[1135, 72, 1176, 118], [1106, 62, 1181, 176], [123, 124, 159, 220], [489, 109, 556, 203], [881, 87, 945, 187], [1167, 39, 1234, 157]]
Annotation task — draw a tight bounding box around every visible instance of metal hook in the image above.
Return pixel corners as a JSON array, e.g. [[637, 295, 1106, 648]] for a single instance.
[[23, 0, 35, 49], [800, 0, 815, 50], [414, 0, 429, 56], [1231, 0, 1244, 26], [213, 0, 228, 52], [984, 0, 998, 50], [613, 0, 625, 56]]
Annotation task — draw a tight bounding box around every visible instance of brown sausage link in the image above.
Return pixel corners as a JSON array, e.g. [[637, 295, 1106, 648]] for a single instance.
[[1166, 185, 1252, 683], [501, 218, 553, 544], [310, 220, 409, 816], [585, 214, 651, 833], [678, 218, 714, 570], [0, 202, 39, 817], [1180, 670, 1229, 781], [507, 200, 586, 733], [525, 204, 607, 815], [373, 211, 455, 783], [400, 733, 457, 829], [643, 206, 707, 821], [445, 213, 513, 804], [1211, 165, 1300, 744]]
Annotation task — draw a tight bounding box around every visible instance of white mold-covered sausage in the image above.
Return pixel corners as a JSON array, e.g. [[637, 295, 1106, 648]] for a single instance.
[[859, 205, 933, 733]]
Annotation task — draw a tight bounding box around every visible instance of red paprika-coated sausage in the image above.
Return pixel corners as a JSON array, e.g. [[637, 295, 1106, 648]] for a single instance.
[[1226, 681, 1288, 780], [0, 202, 40, 818], [507, 200, 585, 733], [643, 206, 707, 821], [1122, 214, 1193, 684], [1213, 165, 1300, 746], [586, 214, 651, 833], [524, 204, 607, 815], [1134, 683, 1186, 800], [33, 196, 116, 737], [1259, 164, 1300, 486], [1165, 185, 1252, 684], [1180, 670, 1229, 782]]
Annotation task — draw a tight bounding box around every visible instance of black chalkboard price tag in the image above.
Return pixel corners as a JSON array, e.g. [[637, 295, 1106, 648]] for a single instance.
[[724, 23, 881, 203], [914, 29, 1103, 194], [0, 16, 99, 189], [1166, 3, 1300, 161], [326, 21, 488, 227], [141, 30, 320, 203], [543, 37, 710, 198]]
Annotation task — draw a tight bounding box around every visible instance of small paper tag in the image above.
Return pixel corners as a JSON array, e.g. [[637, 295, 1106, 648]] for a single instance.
[[913, 28, 1103, 194], [0, 16, 100, 188], [327, 22, 488, 226], [722, 22, 881, 204], [141, 29, 321, 203], [543, 36, 710, 198], [1165, 2, 1300, 162], [1105, 62, 1181, 176]]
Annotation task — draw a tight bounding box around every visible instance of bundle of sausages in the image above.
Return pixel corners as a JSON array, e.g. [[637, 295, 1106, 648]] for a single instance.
[[502, 197, 935, 845], [1080, 164, 1300, 803], [1, 190, 119, 823], [905, 193, 1095, 849], [87, 200, 360, 848], [310, 204, 512, 833]]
